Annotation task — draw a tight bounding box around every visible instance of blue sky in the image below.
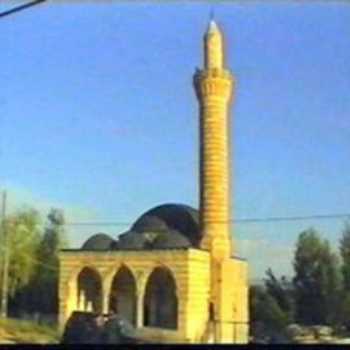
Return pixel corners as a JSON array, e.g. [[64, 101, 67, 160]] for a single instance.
[[1, 2, 350, 278]]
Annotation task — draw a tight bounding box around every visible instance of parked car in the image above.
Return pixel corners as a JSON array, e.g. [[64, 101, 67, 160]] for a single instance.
[[61, 311, 144, 344]]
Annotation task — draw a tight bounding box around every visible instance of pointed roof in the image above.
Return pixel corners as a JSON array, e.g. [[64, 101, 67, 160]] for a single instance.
[[207, 19, 220, 34], [208, 19, 218, 33]]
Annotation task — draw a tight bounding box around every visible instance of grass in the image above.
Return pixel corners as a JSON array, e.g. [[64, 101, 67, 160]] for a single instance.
[[0, 317, 60, 344]]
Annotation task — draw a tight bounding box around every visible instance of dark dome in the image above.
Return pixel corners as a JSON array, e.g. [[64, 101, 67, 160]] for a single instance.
[[117, 230, 148, 250], [81, 204, 202, 252], [152, 229, 192, 249], [117, 228, 192, 250], [82, 233, 116, 251], [131, 203, 201, 247], [132, 215, 168, 233]]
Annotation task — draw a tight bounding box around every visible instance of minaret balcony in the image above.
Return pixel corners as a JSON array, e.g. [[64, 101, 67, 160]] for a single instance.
[[193, 67, 233, 81]]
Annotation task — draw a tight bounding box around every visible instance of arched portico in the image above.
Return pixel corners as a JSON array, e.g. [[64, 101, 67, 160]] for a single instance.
[[143, 266, 178, 329], [109, 265, 137, 326]]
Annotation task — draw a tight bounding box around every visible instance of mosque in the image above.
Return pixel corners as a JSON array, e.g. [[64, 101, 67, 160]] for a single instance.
[[58, 20, 249, 343]]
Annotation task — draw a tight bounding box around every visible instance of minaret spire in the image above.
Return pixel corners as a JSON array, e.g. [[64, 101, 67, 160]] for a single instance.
[[204, 17, 224, 70]]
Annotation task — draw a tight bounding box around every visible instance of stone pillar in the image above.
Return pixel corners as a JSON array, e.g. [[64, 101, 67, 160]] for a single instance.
[[58, 267, 78, 331], [102, 278, 111, 314], [135, 270, 146, 328], [136, 290, 144, 328], [58, 279, 69, 332], [102, 293, 109, 314]]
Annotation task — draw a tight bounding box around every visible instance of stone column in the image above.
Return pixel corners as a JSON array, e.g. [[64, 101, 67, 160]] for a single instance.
[[59, 270, 78, 331], [135, 270, 146, 328], [136, 291, 144, 328], [102, 278, 111, 314]]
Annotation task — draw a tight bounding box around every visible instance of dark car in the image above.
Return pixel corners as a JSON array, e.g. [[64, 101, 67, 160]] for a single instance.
[[61, 311, 144, 344]]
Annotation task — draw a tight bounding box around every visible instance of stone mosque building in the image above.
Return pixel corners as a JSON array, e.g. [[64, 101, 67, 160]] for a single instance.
[[59, 20, 249, 343]]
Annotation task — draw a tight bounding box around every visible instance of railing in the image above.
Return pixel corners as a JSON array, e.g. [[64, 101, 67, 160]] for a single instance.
[[193, 67, 233, 81]]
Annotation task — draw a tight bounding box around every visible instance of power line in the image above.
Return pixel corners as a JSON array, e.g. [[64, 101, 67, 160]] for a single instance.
[[0, 0, 47, 19], [233, 213, 350, 224], [0, 213, 349, 275], [3, 208, 349, 229], [59, 213, 350, 227]]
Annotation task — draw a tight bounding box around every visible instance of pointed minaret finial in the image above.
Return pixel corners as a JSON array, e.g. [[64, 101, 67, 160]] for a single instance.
[[207, 7, 219, 34], [204, 12, 223, 69], [209, 7, 215, 21]]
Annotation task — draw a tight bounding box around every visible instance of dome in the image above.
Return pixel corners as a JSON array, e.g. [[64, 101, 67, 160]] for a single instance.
[[131, 203, 201, 247], [132, 215, 168, 234], [81, 204, 202, 251], [82, 233, 116, 251], [117, 228, 192, 250], [152, 229, 192, 249], [117, 230, 148, 250]]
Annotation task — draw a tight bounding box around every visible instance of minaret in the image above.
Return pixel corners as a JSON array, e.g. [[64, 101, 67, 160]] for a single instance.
[[194, 21, 248, 344], [194, 20, 234, 261]]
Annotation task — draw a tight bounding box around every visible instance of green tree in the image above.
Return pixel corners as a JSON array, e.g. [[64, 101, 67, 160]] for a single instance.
[[340, 222, 350, 290], [250, 284, 289, 341], [34, 209, 68, 316], [264, 268, 295, 324], [293, 228, 341, 325], [0, 209, 42, 305], [338, 291, 350, 331], [337, 222, 350, 330]]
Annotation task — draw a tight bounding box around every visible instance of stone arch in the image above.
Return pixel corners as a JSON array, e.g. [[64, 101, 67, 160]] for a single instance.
[[77, 266, 103, 313], [109, 264, 137, 326], [143, 266, 178, 329]]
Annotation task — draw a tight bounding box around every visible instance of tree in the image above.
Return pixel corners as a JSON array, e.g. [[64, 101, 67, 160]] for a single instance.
[[33, 208, 68, 316], [250, 284, 289, 342], [340, 222, 350, 290], [0, 208, 42, 314], [338, 291, 350, 331], [293, 228, 341, 325], [264, 268, 295, 324]]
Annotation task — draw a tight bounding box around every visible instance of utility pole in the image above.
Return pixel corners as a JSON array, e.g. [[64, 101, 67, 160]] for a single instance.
[[1, 191, 8, 318]]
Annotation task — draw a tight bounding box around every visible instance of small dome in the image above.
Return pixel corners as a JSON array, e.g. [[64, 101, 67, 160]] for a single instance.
[[152, 230, 191, 249], [82, 233, 116, 251], [118, 230, 148, 250]]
